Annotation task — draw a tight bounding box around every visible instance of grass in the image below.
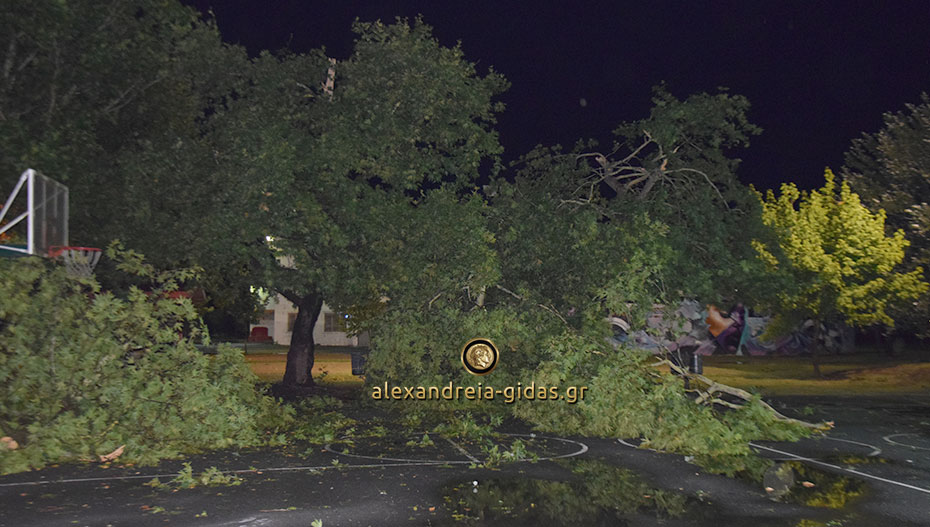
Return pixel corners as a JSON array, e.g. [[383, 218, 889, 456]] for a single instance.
[[239, 345, 364, 387], [702, 351, 930, 396], [234, 341, 930, 396]]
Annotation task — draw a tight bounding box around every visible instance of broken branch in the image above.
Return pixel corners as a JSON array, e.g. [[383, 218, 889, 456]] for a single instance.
[[651, 358, 830, 431]]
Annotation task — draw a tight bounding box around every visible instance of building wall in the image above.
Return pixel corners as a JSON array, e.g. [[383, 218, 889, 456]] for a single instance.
[[251, 293, 368, 347]]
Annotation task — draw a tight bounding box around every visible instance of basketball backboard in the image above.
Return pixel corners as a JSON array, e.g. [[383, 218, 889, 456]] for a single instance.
[[0, 169, 68, 257]]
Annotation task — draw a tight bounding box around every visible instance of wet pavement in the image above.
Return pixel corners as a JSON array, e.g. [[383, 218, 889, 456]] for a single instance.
[[1, 395, 928, 526]]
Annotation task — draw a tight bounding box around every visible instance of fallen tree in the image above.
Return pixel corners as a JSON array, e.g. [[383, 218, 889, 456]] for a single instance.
[[653, 358, 830, 431], [0, 245, 291, 474], [348, 87, 824, 476]]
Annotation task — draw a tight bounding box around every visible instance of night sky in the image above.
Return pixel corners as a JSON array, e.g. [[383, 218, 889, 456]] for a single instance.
[[185, 1, 930, 190]]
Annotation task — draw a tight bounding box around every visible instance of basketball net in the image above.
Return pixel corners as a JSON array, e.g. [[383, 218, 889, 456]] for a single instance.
[[48, 246, 102, 278]]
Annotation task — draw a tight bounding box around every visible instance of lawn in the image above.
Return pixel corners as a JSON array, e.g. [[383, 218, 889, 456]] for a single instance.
[[235, 342, 930, 396], [240, 345, 364, 387], [702, 352, 930, 396]]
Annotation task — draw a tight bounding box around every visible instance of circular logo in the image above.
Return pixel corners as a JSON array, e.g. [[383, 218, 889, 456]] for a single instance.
[[461, 338, 499, 376]]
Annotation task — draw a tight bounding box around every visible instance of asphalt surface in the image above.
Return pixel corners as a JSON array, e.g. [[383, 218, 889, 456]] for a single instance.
[[758, 394, 930, 524], [0, 395, 928, 526]]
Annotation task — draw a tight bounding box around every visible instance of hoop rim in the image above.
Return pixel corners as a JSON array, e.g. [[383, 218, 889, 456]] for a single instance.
[[48, 245, 102, 258]]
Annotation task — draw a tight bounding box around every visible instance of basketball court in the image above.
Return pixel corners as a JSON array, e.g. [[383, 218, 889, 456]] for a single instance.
[[1, 395, 929, 526], [2, 172, 929, 524]]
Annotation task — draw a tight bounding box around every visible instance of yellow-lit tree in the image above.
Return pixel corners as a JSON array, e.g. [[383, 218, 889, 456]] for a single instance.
[[752, 169, 927, 375]]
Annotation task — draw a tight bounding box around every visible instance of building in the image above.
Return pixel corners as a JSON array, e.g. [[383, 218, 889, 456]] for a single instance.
[[250, 293, 370, 347]]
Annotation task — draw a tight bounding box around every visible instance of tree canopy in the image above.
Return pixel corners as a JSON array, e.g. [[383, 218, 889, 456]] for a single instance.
[[359, 88, 819, 475], [752, 169, 927, 337], [0, 0, 241, 245], [251, 19, 508, 386], [0, 247, 290, 474], [2, 1, 832, 475], [548, 88, 771, 306], [1, 6, 510, 386], [843, 94, 930, 336]]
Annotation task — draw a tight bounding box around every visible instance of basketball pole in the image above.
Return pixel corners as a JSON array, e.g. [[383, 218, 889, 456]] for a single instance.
[[27, 168, 34, 255], [0, 170, 28, 225]]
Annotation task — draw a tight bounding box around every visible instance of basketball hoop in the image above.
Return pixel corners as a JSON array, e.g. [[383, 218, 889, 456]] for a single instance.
[[48, 246, 102, 278]]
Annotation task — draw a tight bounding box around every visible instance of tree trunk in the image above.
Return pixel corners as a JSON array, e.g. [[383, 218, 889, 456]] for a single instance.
[[810, 346, 823, 378], [281, 291, 324, 387], [839, 322, 855, 354], [811, 323, 824, 379]]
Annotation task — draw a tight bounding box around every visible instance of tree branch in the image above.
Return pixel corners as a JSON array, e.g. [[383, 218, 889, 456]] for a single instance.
[[279, 289, 302, 305], [638, 172, 659, 200], [2, 32, 38, 97], [494, 285, 568, 325], [2, 31, 17, 83], [538, 303, 568, 325], [668, 167, 728, 206], [427, 291, 443, 308], [651, 358, 831, 431], [495, 284, 523, 300], [102, 75, 166, 116], [44, 38, 60, 124]]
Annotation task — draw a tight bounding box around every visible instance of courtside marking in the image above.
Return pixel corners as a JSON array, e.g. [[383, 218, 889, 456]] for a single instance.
[[616, 438, 929, 495], [324, 433, 588, 464], [824, 437, 882, 457], [1, 434, 588, 488], [884, 433, 930, 452], [445, 437, 481, 464], [0, 461, 469, 488], [749, 442, 930, 495]]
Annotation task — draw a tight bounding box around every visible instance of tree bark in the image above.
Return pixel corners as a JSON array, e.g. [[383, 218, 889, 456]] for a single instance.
[[281, 291, 324, 387], [811, 323, 824, 379]]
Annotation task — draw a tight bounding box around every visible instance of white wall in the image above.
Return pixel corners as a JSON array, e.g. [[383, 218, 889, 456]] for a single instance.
[[250, 293, 367, 347]]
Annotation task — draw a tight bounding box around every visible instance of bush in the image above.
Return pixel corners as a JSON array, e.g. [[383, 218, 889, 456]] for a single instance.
[[0, 246, 291, 474]]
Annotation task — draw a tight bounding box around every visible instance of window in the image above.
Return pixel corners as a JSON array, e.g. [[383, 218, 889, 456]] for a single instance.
[[287, 312, 297, 332], [324, 312, 347, 332]]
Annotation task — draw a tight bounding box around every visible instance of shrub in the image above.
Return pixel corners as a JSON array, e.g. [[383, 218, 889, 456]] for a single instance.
[[0, 245, 291, 474]]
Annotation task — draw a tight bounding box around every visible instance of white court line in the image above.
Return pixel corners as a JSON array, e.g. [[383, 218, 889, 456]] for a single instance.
[[324, 433, 588, 464], [0, 434, 589, 489], [884, 433, 930, 452], [823, 437, 882, 457], [749, 442, 930, 495], [445, 437, 480, 464], [0, 461, 470, 488], [617, 438, 929, 495], [320, 446, 445, 464], [617, 439, 643, 450]]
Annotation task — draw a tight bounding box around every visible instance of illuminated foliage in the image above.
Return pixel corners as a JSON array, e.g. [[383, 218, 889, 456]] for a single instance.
[[752, 169, 927, 334]]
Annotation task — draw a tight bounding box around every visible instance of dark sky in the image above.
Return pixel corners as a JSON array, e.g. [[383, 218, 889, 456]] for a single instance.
[[185, 0, 930, 190]]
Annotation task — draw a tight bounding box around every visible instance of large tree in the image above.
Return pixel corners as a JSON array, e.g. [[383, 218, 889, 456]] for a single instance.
[[519, 87, 770, 306], [0, 6, 508, 387], [359, 90, 822, 475], [0, 0, 261, 325], [0, 0, 242, 242], [359, 87, 774, 390], [842, 94, 930, 337], [216, 19, 508, 387], [752, 170, 927, 375]]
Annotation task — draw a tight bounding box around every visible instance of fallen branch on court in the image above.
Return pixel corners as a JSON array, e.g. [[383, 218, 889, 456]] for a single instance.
[[651, 358, 833, 431]]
